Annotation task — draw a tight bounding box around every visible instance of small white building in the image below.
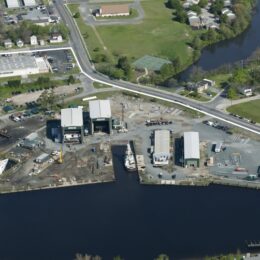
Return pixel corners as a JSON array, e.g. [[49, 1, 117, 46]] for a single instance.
[[16, 39, 24, 48], [30, 35, 38, 46], [49, 34, 63, 43], [4, 39, 13, 48], [39, 39, 45, 46], [153, 130, 170, 166]]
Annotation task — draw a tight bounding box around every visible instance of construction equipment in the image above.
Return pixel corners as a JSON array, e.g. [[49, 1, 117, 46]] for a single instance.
[[58, 145, 63, 164]]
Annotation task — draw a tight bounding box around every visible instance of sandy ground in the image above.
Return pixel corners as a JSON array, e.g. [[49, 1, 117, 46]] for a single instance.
[[11, 84, 81, 105]]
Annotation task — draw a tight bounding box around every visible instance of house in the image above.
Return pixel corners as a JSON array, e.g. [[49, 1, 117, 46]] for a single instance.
[[186, 79, 214, 93], [16, 39, 24, 48], [49, 33, 63, 43], [98, 4, 130, 17], [202, 78, 215, 87], [30, 35, 38, 46], [6, 0, 19, 8], [240, 88, 253, 97], [39, 39, 45, 46], [4, 39, 13, 48]]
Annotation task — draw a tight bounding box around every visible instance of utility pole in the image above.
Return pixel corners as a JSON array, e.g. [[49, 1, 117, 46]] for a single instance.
[[120, 103, 124, 122]]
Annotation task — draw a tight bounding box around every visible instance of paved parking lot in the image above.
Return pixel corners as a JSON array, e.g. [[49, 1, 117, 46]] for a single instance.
[[40, 49, 75, 74]]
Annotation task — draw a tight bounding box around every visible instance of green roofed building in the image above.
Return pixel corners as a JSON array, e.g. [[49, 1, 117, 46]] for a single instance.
[[132, 55, 172, 71]]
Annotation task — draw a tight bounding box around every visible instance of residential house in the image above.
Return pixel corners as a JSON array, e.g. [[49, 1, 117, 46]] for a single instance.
[[186, 79, 214, 94], [4, 39, 13, 48], [49, 33, 63, 43], [30, 35, 38, 46]]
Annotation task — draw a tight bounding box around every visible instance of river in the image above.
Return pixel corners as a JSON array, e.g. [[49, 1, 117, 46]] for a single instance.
[[179, 0, 260, 80], [0, 146, 260, 260]]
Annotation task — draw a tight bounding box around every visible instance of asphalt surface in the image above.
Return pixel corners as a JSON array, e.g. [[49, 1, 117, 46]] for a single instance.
[[54, 0, 260, 135]]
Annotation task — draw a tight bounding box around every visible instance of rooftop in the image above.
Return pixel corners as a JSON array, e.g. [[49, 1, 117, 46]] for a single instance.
[[154, 130, 170, 155], [184, 132, 200, 159], [21, 9, 50, 22], [89, 100, 111, 119], [61, 107, 83, 127], [0, 55, 38, 71], [6, 0, 20, 8], [100, 4, 129, 15]]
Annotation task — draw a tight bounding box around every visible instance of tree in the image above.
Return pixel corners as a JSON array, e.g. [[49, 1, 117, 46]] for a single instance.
[[113, 256, 124, 260], [175, 10, 188, 23], [167, 0, 182, 10], [198, 0, 208, 8], [189, 4, 201, 15], [67, 75, 76, 84], [8, 80, 21, 87], [160, 63, 174, 78], [227, 86, 237, 99], [154, 254, 170, 260], [191, 35, 202, 50], [73, 12, 81, 18]]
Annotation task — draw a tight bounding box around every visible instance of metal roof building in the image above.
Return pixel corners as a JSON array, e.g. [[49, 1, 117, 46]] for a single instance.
[[184, 132, 200, 167], [6, 0, 20, 8], [0, 55, 49, 78], [61, 107, 84, 143], [23, 0, 36, 6], [89, 100, 111, 119], [89, 100, 112, 134], [153, 130, 170, 166], [61, 107, 83, 127]]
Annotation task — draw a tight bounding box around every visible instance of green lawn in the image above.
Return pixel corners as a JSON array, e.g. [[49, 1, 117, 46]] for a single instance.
[[227, 100, 260, 122], [67, 4, 108, 60], [68, 0, 198, 69], [96, 0, 196, 66]]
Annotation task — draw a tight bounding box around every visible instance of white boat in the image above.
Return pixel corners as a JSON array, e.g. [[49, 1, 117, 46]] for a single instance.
[[124, 143, 137, 171], [0, 159, 8, 175]]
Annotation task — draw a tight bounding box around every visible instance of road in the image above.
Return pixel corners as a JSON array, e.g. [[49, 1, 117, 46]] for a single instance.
[[54, 0, 260, 135]]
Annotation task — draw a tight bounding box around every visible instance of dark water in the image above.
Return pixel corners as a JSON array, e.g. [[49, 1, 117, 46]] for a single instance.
[[180, 0, 260, 80], [1, 146, 260, 260]]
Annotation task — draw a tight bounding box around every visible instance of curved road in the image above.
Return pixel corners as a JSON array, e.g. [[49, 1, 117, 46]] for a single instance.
[[55, 0, 260, 135]]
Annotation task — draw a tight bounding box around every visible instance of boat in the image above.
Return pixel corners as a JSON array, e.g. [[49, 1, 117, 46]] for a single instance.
[[124, 143, 137, 172], [0, 159, 8, 175]]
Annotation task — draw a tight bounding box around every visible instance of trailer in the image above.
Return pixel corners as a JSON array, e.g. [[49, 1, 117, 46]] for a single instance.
[[215, 142, 223, 153]]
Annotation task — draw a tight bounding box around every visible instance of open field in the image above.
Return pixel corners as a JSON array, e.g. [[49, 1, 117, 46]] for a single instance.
[[95, 0, 196, 65], [68, 0, 198, 69], [227, 100, 260, 123]]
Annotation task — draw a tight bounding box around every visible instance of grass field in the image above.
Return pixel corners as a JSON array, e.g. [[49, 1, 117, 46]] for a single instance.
[[227, 100, 260, 122], [68, 0, 198, 69], [96, 0, 196, 66]]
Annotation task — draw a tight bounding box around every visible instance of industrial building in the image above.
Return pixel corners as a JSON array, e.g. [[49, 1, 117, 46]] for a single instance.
[[0, 55, 49, 78], [5, 0, 20, 8], [183, 132, 200, 168], [153, 130, 170, 166], [61, 107, 84, 143], [89, 100, 112, 134], [22, 0, 36, 6], [20, 9, 51, 26]]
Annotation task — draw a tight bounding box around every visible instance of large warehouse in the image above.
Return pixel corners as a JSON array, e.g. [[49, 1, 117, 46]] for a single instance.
[[89, 100, 112, 134], [183, 131, 200, 168], [6, 0, 20, 8], [153, 130, 170, 166], [0, 55, 49, 78], [61, 107, 84, 143]]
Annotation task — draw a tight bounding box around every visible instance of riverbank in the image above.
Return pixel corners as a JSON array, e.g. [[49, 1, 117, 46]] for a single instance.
[[68, 0, 257, 84]]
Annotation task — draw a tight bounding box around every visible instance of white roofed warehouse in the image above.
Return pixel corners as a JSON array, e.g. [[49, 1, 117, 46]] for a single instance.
[[61, 107, 84, 143], [183, 132, 200, 168], [89, 100, 112, 134], [153, 130, 170, 166]]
